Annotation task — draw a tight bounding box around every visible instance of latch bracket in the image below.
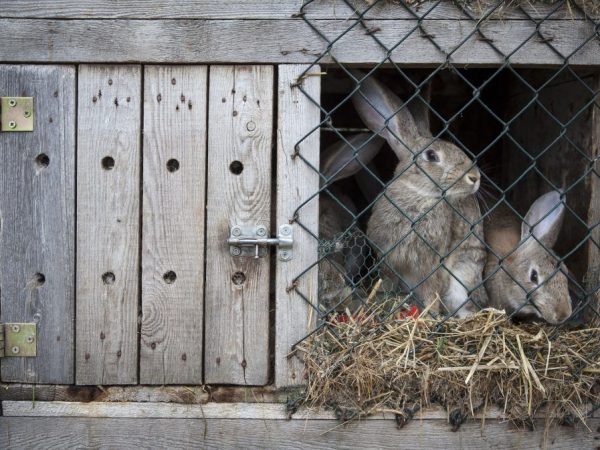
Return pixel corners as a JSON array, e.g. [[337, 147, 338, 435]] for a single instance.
[[228, 225, 293, 261], [1, 97, 34, 132], [0, 323, 37, 358]]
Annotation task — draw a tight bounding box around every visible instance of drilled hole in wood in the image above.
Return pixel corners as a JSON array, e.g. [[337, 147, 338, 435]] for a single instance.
[[101, 156, 115, 170], [229, 160, 244, 175], [102, 272, 115, 285], [166, 159, 180, 173], [33, 272, 46, 287], [231, 271, 246, 286], [35, 153, 50, 169], [163, 271, 177, 284]]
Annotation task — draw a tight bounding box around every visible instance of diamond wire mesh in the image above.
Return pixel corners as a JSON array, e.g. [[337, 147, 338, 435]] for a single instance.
[[287, 0, 600, 373]]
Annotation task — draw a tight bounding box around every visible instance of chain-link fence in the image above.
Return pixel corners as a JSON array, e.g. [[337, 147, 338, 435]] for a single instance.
[[287, 0, 600, 423]]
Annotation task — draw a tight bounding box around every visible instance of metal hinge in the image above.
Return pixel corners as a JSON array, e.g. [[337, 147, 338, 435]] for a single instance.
[[1, 97, 34, 132], [227, 225, 293, 261], [0, 323, 37, 358]]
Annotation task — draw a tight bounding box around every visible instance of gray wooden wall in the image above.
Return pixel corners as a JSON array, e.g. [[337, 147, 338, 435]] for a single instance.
[[0, 63, 320, 387]]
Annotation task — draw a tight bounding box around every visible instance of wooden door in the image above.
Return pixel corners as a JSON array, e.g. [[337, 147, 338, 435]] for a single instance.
[[0, 63, 320, 387]]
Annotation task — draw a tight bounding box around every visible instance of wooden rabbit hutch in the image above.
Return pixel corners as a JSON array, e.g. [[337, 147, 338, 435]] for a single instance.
[[1, 0, 600, 448]]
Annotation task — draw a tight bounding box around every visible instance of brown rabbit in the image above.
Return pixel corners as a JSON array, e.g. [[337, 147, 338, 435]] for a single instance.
[[319, 133, 384, 311], [484, 191, 572, 324], [352, 71, 487, 316]]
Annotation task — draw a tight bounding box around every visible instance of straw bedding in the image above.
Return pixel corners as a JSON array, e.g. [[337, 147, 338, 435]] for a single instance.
[[292, 300, 600, 430]]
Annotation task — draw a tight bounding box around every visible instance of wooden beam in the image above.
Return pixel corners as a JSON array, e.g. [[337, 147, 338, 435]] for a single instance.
[[0, 0, 591, 20], [0, 400, 579, 420], [0, 414, 597, 449], [0, 19, 598, 66], [0, 65, 76, 383]]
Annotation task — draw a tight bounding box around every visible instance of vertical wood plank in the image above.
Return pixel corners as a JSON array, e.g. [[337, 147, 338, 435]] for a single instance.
[[275, 65, 321, 387], [0, 65, 75, 383], [586, 74, 600, 317], [140, 66, 207, 384], [76, 65, 141, 385], [205, 65, 273, 385]]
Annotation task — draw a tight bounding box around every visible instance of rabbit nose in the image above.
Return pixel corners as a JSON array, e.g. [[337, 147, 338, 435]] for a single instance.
[[465, 170, 480, 185]]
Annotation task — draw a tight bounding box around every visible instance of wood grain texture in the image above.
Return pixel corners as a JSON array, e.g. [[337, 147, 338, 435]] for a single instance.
[[0, 65, 75, 383], [586, 74, 600, 315], [140, 66, 207, 384], [0, 19, 598, 66], [205, 66, 274, 385], [1, 415, 597, 449], [275, 65, 321, 387], [0, 0, 591, 20], [3, 401, 597, 420], [76, 65, 141, 385]]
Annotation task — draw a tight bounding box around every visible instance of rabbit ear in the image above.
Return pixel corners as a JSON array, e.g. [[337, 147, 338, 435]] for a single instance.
[[355, 161, 383, 204], [351, 70, 420, 160], [521, 191, 565, 247], [407, 82, 432, 139], [321, 133, 385, 184]]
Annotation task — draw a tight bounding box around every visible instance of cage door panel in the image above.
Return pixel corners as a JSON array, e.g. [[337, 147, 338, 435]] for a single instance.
[[140, 66, 207, 384], [275, 65, 320, 387], [205, 65, 273, 385], [76, 65, 141, 385], [0, 65, 76, 383]]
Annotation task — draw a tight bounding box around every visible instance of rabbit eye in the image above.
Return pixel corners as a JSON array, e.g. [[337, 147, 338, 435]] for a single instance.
[[530, 269, 539, 284], [424, 149, 439, 162]]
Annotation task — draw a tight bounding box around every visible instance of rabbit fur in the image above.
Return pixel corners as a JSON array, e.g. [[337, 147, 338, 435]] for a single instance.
[[318, 133, 384, 311], [352, 71, 487, 317], [483, 191, 572, 324]]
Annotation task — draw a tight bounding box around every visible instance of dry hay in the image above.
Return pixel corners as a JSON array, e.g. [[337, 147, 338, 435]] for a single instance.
[[292, 298, 600, 430]]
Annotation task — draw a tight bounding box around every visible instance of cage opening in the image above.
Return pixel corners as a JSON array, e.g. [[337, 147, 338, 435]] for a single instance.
[[315, 66, 599, 325]]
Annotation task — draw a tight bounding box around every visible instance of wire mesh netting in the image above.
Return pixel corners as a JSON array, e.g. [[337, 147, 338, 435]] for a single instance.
[[286, 0, 600, 370], [286, 0, 600, 425]]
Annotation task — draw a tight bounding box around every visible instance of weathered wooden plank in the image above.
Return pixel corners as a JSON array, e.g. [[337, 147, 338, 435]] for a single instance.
[[1, 416, 597, 449], [0, 65, 75, 383], [140, 66, 207, 384], [0, 19, 598, 66], [0, 0, 591, 20], [3, 401, 597, 421], [275, 65, 321, 387], [76, 65, 141, 385], [205, 66, 274, 385], [0, 401, 445, 420]]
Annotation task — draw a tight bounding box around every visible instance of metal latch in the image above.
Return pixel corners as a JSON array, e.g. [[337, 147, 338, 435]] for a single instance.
[[228, 225, 293, 261], [1, 97, 34, 132], [0, 323, 37, 358]]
